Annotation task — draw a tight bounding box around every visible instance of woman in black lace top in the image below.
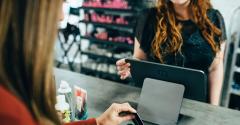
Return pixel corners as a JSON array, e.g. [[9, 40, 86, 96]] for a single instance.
[[116, 0, 227, 105]]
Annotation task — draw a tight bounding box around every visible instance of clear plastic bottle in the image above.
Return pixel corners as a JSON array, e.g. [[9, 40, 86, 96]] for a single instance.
[[58, 80, 74, 121], [55, 95, 71, 123]]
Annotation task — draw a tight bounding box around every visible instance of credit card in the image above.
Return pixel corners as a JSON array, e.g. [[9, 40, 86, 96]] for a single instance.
[[132, 113, 144, 125]]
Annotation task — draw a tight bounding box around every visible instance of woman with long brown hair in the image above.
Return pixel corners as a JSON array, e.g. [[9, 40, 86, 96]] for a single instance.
[[0, 0, 136, 125], [117, 0, 226, 105]]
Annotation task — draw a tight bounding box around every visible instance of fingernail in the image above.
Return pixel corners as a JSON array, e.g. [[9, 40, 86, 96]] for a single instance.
[[132, 108, 137, 113]]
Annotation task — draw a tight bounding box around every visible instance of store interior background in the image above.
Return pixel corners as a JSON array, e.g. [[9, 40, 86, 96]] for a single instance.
[[54, 0, 240, 110]]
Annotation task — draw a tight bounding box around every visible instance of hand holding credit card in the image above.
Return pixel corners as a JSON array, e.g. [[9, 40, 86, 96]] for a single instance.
[[119, 112, 144, 125]]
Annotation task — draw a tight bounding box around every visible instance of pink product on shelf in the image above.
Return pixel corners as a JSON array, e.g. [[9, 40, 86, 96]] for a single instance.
[[96, 15, 104, 23], [112, 0, 129, 9], [89, 13, 113, 24], [97, 15, 113, 23], [108, 36, 133, 44], [105, 16, 113, 23], [94, 32, 108, 40], [92, 31, 133, 44], [87, 13, 128, 25], [115, 17, 128, 25], [83, 0, 130, 9], [127, 37, 134, 44], [113, 37, 125, 43], [83, 0, 102, 7], [102, 1, 112, 8], [90, 13, 98, 22]]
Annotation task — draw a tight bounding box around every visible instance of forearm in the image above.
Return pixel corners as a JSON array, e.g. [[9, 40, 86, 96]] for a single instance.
[[133, 38, 147, 60], [208, 62, 224, 106]]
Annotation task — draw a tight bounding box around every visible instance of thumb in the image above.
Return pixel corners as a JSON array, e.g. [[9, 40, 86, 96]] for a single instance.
[[118, 103, 137, 113], [116, 58, 126, 66]]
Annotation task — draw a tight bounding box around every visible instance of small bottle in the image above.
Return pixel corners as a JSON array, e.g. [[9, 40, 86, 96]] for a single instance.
[[58, 80, 74, 121], [55, 95, 71, 123], [74, 85, 88, 120]]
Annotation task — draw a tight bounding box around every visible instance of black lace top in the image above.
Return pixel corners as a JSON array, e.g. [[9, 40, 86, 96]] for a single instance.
[[135, 8, 227, 75]]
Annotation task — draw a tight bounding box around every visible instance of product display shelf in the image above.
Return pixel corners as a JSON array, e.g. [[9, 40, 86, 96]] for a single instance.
[[231, 89, 240, 96], [227, 44, 240, 109], [223, 7, 240, 110], [79, 0, 141, 83], [81, 51, 119, 63], [79, 20, 135, 31], [79, 6, 136, 13], [81, 36, 133, 50]]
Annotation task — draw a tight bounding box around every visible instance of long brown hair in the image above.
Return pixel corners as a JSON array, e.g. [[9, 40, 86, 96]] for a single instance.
[[0, 0, 62, 124], [152, 0, 222, 63]]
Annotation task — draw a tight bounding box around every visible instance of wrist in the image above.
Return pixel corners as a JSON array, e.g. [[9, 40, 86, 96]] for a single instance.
[[96, 117, 103, 125], [210, 96, 220, 106]]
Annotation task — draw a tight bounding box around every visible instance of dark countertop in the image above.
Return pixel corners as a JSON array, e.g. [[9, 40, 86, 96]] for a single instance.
[[54, 68, 240, 125]]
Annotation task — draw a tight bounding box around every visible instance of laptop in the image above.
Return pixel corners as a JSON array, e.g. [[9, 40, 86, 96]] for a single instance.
[[125, 58, 207, 102], [136, 78, 185, 125]]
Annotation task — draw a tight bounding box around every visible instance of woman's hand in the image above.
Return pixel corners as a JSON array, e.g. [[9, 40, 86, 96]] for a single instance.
[[96, 103, 136, 125], [116, 59, 131, 80]]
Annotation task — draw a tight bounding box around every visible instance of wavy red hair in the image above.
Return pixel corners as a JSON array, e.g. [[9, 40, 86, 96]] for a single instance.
[[152, 0, 222, 63]]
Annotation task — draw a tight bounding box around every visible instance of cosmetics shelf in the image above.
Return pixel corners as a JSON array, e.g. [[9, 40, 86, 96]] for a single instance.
[[79, 0, 142, 83], [226, 7, 240, 110], [81, 36, 133, 50], [79, 7, 136, 13], [231, 90, 240, 96], [81, 51, 119, 63], [79, 20, 134, 30], [228, 93, 240, 110]]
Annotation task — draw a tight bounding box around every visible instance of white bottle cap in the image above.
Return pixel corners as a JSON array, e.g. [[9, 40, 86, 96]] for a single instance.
[[58, 80, 72, 93], [55, 95, 70, 111]]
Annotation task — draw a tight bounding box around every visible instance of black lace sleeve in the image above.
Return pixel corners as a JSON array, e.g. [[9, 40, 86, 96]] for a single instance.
[[209, 9, 227, 43], [215, 10, 227, 42]]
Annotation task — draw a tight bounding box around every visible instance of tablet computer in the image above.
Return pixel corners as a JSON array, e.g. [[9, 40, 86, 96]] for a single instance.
[[126, 58, 207, 102]]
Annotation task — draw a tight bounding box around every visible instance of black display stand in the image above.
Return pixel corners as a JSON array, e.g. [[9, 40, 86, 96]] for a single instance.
[[222, 7, 240, 110]]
